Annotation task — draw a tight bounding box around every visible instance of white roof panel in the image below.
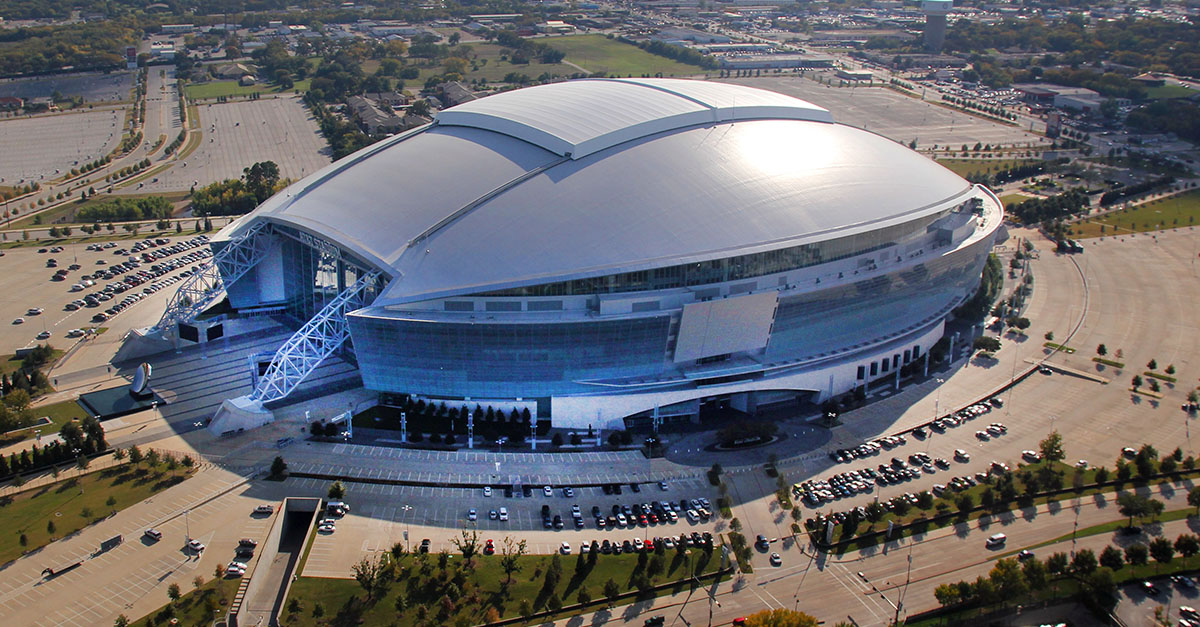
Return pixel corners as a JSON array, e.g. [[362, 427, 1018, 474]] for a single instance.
[[435, 78, 832, 159]]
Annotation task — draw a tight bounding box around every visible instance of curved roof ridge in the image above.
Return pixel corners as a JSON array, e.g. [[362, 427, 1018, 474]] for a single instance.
[[434, 78, 832, 160]]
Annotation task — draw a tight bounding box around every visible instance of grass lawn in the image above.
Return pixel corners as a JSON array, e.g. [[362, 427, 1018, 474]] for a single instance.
[[999, 193, 1035, 207], [184, 79, 312, 101], [127, 575, 240, 627], [283, 545, 724, 626], [548, 34, 705, 77], [1144, 83, 1198, 99], [9, 191, 191, 229], [0, 460, 197, 565], [0, 348, 63, 377], [1071, 190, 1200, 238], [0, 399, 91, 445], [997, 506, 1196, 559], [934, 158, 1037, 179]]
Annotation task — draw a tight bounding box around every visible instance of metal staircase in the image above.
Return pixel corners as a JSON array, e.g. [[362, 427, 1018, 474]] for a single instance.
[[152, 221, 275, 332], [249, 269, 381, 403]]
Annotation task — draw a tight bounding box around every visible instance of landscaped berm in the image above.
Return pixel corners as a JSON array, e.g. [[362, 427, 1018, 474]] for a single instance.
[[280, 534, 725, 626], [1, 451, 196, 565]]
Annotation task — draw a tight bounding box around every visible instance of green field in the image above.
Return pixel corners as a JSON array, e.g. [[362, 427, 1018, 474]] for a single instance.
[[128, 575, 240, 627], [547, 34, 706, 77], [999, 193, 1035, 207], [934, 158, 1036, 179], [1144, 83, 1198, 100], [283, 542, 725, 626], [0, 459, 196, 565], [1072, 189, 1200, 238], [0, 348, 63, 378], [366, 35, 705, 91], [183, 78, 311, 101], [0, 399, 90, 445]]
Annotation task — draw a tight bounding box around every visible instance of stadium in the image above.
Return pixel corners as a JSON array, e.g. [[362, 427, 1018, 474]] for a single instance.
[[181, 78, 1004, 432]]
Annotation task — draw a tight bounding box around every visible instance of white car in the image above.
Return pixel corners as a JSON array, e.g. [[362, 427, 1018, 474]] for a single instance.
[[483, 486, 492, 497], [498, 507, 508, 521], [36, 331, 51, 340], [27, 308, 43, 315], [11, 317, 23, 325], [954, 449, 970, 461], [543, 485, 553, 497], [468, 508, 477, 521], [318, 523, 335, 533], [560, 541, 571, 554], [187, 539, 205, 552]]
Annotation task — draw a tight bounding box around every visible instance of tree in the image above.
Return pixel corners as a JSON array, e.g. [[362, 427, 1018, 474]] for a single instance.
[[452, 528, 480, 562], [167, 582, 181, 603], [1125, 543, 1149, 566], [989, 558, 1028, 600], [956, 493, 974, 513], [1099, 545, 1124, 570], [1118, 492, 1154, 527], [1071, 548, 1098, 574], [193, 575, 205, 590], [500, 536, 527, 584], [603, 577, 621, 603], [1132, 374, 1144, 390], [114, 615, 130, 627], [934, 583, 961, 607], [327, 480, 345, 500], [1166, 364, 1176, 375], [1148, 359, 1158, 370], [128, 445, 142, 466], [576, 587, 592, 605], [1097, 344, 1107, 356], [1039, 431, 1065, 462], [973, 336, 1001, 352], [351, 554, 390, 601], [1046, 552, 1068, 575], [741, 608, 820, 626], [1150, 537, 1175, 569], [269, 456, 287, 479]]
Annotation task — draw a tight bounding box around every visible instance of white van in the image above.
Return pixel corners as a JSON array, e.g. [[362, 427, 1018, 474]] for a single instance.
[[986, 533, 1007, 547], [498, 507, 509, 521]]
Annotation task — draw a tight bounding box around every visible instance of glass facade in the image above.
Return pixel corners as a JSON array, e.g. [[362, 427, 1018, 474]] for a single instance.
[[274, 226, 382, 326], [350, 315, 672, 397], [348, 237, 991, 398], [479, 212, 944, 297]]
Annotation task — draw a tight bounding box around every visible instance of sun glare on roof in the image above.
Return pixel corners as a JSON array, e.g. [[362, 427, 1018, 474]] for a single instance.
[[734, 123, 834, 178]]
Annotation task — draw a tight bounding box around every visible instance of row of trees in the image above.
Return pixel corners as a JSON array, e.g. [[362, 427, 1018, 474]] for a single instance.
[[1099, 175, 1176, 207], [0, 415, 106, 479], [76, 196, 172, 223], [1007, 189, 1091, 225]]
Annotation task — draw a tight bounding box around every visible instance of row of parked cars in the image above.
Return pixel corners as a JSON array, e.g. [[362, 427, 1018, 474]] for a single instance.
[[830, 400, 1002, 466], [569, 531, 714, 556]]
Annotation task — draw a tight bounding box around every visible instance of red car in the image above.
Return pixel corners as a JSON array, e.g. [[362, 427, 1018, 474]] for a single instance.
[[484, 539, 495, 555]]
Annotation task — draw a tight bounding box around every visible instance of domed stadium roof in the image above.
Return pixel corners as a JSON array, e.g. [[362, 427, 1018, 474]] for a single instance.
[[226, 78, 976, 304]]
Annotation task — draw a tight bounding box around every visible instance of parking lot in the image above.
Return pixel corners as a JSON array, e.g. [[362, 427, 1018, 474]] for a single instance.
[[131, 96, 329, 194], [0, 71, 133, 105], [294, 475, 727, 578], [0, 108, 126, 185], [0, 236, 208, 357], [721, 76, 1045, 149]]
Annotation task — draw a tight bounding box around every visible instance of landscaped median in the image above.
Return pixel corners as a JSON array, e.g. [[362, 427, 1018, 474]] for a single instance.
[[1, 450, 197, 565], [279, 536, 729, 626], [805, 444, 1200, 556]]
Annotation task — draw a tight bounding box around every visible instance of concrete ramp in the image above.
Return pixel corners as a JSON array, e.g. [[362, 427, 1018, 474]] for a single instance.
[[210, 396, 274, 435]]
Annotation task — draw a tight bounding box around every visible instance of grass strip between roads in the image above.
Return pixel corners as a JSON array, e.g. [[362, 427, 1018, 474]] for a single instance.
[[0, 460, 196, 565], [995, 507, 1198, 559]]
